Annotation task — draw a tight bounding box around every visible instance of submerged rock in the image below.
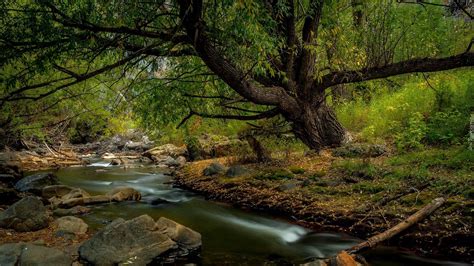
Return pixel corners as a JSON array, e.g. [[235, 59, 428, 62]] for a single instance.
[[54, 216, 88, 235], [0, 196, 49, 232], [203, 162, 226, 176], [53, 206, 91, 216], [0, 243, 72, 266], [14, 173, 59, 194], [150, 197, 171, 205], [78, 215, 177, 265]]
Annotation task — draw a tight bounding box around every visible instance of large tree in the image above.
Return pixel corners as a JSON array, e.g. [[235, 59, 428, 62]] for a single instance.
[[1, 0, 473, 150]]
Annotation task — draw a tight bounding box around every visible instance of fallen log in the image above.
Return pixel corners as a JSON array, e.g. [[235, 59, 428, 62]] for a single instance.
[[347, 197, 446, 254]]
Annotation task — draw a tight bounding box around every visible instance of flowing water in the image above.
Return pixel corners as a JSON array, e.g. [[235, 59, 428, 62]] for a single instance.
[[51, 163, 467, 265]]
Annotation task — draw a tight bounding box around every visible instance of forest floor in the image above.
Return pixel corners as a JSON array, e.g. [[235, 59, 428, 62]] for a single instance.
[[174, 146, 473, 262]]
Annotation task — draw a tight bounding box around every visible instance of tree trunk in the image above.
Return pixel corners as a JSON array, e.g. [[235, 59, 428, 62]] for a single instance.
[[290, 103, 346, 151], [244, 135, 272, 163]]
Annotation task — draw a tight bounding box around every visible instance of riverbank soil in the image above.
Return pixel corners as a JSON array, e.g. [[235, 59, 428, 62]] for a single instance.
[[174, 146, 473, 262]]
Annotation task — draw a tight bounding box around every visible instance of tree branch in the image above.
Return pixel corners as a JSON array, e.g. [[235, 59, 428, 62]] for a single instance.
[[318, 52, 474, 89], [178, 0, 298, 112], [176, 108, 280, 128]]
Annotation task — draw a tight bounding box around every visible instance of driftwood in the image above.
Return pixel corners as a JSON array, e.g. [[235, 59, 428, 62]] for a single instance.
[[347, 197, 446, 254]]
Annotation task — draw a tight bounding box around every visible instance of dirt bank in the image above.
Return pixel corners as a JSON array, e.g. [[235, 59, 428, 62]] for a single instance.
[[174, 153, 473, 262]]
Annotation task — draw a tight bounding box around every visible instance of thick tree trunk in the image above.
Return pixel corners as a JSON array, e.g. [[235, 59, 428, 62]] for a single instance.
[[290, 103, 346, 151], [244, 135, 272, 163]]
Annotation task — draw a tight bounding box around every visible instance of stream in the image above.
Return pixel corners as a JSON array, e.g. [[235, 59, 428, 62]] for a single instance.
[[51, 163, 467, 265]]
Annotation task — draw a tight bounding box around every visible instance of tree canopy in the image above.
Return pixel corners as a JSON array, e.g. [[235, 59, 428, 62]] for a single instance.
[[1, 0, 472, 149]]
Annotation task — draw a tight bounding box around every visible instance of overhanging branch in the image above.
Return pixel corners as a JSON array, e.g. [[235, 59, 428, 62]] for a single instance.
[[176, 108, 280, 128], [318, 52, 474, 89]]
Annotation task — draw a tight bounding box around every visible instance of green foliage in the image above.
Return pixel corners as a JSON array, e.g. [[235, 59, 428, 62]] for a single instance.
[[394, 112, 427, 151], [332, 159, 381, 180], [426, 110, 468, 145], [352, 182, 385, 194], [184, 135, 202, 161], [289, 166, 306, 174], [336, 71, 472, 150]]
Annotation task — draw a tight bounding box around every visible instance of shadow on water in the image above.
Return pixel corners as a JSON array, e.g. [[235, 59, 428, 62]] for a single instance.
[[52, 163, 468, 265]]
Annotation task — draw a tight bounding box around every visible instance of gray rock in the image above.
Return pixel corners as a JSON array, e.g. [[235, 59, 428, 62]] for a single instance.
[[14, 173, 59, 194], [155, 217, 202, 250], [203, 163, 226, 176], [0, 243, 72, 266], [78, 215, 177, 265], [225, 165, 249, 177], [176, 156, 187, 166], [42, 185, 75, 199], [161, 156, 180, 167], [0, 196, 49, 232], [54, 216, 88, 235]]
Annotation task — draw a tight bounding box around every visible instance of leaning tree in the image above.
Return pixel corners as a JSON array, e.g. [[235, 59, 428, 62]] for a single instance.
[[1, 0, 472, 151]]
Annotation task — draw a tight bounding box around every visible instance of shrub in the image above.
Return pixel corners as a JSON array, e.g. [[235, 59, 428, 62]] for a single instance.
[[394, 112, 427, 152], [426, 110, 468, 145]]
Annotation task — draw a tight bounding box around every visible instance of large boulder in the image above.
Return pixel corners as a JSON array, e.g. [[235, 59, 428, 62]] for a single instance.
[[42, 185, 76, 199], [155, 217, 202, 250], [143, 144, 187, 162], [106, 186, 142, 201], [54, 216, 88, 235], [78, 215, 177, 265], [0, 196, 49, 232], [0, 243, 72, 266], [203, 162, 226, 176], [14, 173, 59, 194]]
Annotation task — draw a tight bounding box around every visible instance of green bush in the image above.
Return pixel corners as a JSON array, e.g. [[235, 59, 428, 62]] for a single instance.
[[394, 112, 427, 152], [426, 110, 468, 145]]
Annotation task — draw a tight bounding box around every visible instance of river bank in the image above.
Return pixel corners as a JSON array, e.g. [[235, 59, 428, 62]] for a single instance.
[[173, 149, 473, 263], [1, 139, 472, 264]]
